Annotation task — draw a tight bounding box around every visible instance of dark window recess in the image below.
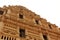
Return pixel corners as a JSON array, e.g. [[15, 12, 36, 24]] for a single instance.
[[19, 14, 23, 19], [4, 36, 6, 40], [19, 29, 26, 38], [35, 20, 39, 24], [1, 36, 3, 39], [12, 38, 13, 40], [49, 25, 52, 29], [0, 11, 4, 15], [7, 37, 8, 40], [34, 39, 36, 40], [15, 38, 16, 40], [10, 37, 11, 40], [43, 35, 48, 40]]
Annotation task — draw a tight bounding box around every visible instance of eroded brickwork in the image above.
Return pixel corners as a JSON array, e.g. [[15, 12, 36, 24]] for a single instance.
[[0, 5, 60, 40]]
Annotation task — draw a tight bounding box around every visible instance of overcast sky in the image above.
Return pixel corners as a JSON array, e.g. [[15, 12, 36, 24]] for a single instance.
[[0, 0, 60, 28]]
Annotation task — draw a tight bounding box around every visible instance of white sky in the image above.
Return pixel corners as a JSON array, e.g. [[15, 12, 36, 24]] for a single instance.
[[0, 0, 60, 28]]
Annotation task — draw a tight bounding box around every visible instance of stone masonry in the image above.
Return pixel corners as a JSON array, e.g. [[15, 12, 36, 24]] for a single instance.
[[0, 5, 60, 40]]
